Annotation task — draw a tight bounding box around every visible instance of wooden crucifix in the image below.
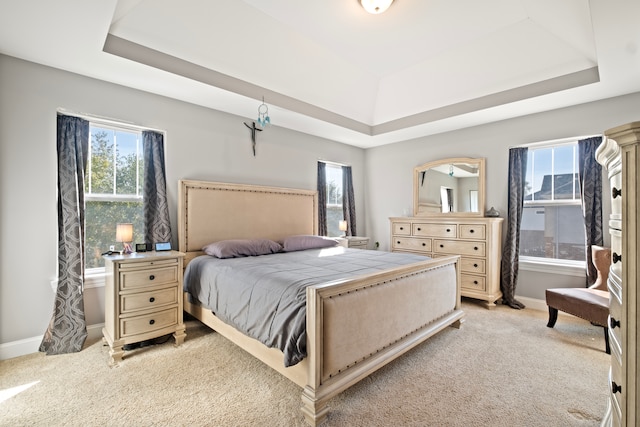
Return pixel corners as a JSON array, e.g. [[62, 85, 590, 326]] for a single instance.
[[243, 121, 262, 156]]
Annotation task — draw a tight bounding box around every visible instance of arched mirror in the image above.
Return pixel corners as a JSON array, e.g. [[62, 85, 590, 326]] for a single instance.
[[413, 157, 485, 217]]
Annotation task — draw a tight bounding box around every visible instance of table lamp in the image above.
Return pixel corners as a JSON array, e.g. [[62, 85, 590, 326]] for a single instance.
[[116, 223, 134, 254], [339, 220, 348, 237]]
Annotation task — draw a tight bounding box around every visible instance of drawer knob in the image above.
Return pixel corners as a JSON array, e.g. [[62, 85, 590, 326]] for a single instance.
[[149, 297, 156, 303], [612, 187, 622, 199], [417, 227, 421, 231], [399, 227, 404, 230], [421, 243, 426, 247], [397, 241, 401, 245], [149, 319, 155, 325], [610, 317, 620, 329], [473, 263, 478, 268], [446, 228, 451, 232], [612, 381, 622, 394], [149, 274, 155, 280], [612, 253, 622, 264], [474, 246, 479, 251], [440, 244, 444, 248], [473, 280, 478, 285], [470, 229, 475, 233]]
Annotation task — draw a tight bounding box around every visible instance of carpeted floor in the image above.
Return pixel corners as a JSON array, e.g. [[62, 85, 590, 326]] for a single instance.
[[0, 300, 609, 426]]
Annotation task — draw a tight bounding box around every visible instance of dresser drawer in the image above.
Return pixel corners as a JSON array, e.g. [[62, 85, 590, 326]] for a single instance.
[[413, 223, 456, 238], [120, 265, 179, 291], [459, 224, 486, 240], [120, 307, 178, 337], [608, 273, 622, 356], [434, 239, 486, 257], [461, 274, 486, 291], [609, 346, 623, 419], [610, 228, 622, 279], [609, 170, 622, 220], [120, 286, 178, 313], [460, 257, 486, 274], [392, 237, 432, 252], [392, 222, 411, 235]]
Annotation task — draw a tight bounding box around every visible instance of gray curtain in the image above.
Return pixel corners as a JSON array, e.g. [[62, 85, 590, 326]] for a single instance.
[[500, 147, 528, 309], [40, 115, 89, 354], [578, 136, 604, 286], [342, 166, 357, 236], [317, 162, 327, 236], [142, 131, 172, 245]]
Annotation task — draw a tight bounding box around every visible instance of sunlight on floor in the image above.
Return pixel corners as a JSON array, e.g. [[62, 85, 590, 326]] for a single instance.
[[0, 381, 39, 403]]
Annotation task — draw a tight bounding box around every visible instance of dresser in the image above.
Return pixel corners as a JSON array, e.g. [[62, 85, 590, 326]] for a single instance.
[[390, 216, 503, 308], [102, 250, 186, 365], [596, 122, 640, 427]]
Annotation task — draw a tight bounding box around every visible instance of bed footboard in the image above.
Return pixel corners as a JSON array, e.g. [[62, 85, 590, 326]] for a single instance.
[[301, 255, 463, 426]]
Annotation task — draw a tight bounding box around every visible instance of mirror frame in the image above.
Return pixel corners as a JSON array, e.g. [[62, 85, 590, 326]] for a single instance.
[[413, 157, 486, 217]]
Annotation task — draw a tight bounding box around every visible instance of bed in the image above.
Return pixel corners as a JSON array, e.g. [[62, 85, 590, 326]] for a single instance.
[[178, 179, 464, 425]]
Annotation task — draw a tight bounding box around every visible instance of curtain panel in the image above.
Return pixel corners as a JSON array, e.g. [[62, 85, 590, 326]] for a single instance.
[[500, 147, 527, 309], [317, 162, 327, 236], [578, 136, 604, 286], [142, 131, 172, 245], [40, 115, 89, 354], [342, 166, 357, 236]]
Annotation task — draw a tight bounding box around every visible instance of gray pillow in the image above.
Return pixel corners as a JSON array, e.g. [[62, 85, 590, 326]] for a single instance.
[[282, 235, 339, 252], [202, 239, 282, 258]]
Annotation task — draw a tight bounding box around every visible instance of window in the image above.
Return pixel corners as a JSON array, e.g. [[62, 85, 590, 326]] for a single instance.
[[520, 142, 585, 263], [85, 125, 144, 269], [324, 164, 343, 237]]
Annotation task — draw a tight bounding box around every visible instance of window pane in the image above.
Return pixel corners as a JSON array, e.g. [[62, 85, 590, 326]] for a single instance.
[[325, 164, 343, 236], [85, 200, 144, 268], [115, 130, 140, 195], [520, 205, 585, 261], [89, 128, 115, 194], [529, 148, 552, 201], [553, 145, 577, 200]]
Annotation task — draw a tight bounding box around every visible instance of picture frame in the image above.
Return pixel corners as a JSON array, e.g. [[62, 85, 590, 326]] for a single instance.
[[155, 242, 172, 251]]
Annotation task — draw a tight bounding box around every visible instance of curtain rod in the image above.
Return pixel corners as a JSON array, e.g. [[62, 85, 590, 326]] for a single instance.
[[57, 108, 165, 134], [510, 134, 602, 149], [318, 159, 350, 167]]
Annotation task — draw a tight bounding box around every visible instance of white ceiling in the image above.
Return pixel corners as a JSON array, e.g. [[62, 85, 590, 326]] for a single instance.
[[1, 0, 639, 148]]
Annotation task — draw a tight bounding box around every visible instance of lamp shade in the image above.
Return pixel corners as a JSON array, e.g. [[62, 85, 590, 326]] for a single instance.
[[360, 0, 394, 14], [339, 220, 348, 232], [115, 223, 133, 243]]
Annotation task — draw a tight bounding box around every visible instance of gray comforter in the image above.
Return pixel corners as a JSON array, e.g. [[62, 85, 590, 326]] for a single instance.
[[183, 247, 430, 367]]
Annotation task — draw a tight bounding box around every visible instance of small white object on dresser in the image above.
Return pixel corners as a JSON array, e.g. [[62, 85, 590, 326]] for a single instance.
[[102, 250, 186, 366], [390, 216, 503, 308]]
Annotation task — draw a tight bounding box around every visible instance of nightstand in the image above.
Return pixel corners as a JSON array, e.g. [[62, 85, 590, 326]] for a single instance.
[[102, 250, 186, 366], [345, 236, 370, 249]]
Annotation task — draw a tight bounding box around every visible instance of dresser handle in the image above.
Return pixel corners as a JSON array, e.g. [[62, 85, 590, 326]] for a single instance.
[[612, 382, 622, 394], [417, 227, 421, 231], [149, 319, 155, 325], [149, 275, 155, 280], [470, 229, 475, 233], [397, 241, 401, 245], [421, 243, 426, 247], [474, 246, 479, 251], [610, 317, 620, 329], [446, 228, 451, 232], [612, 253, 622, 264], [399, 227, 404, 230], [473, 263, 478, 268], [612, 187, 622, 199], [473, 280, 478, 285], [440, 244, 444, 248], [149, 297, 155, 303]]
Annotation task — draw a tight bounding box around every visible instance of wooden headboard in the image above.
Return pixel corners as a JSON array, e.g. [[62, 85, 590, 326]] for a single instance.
[[178, 180, 318, 265]]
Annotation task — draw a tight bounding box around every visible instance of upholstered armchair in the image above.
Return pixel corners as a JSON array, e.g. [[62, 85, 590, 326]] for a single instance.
[[545, 245, 612, 353]]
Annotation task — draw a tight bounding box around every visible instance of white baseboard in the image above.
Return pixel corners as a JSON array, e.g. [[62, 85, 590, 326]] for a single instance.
[[515, 295, 548, 312], [0, 323, 104, 361]]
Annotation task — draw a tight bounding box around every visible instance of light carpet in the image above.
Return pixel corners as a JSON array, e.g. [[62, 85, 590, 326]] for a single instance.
[[0, 300, 609, 426]]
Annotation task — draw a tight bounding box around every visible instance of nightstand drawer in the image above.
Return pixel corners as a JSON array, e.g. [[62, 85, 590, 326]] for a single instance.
[[461, 274, 486, 291], [434, 240, 485, 256], [460, 257, 485, 274], [120, 265, 179, 290], [459, 224, 486, 240], [120, 286, 178, 313], [120, 307, 178, 337], [392, 237, 432, 252], [413, 223, 456, 238]]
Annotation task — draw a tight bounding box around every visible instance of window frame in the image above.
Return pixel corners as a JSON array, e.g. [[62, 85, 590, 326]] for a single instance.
[[518, 138, 586, 274]]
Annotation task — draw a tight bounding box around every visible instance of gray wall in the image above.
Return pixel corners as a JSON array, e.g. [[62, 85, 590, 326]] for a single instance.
[[364, 93, 640, 300], [0, 55, 364, 346]]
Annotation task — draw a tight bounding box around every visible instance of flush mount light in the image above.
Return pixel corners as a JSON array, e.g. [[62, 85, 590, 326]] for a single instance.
[[360, 0, 394, 14]]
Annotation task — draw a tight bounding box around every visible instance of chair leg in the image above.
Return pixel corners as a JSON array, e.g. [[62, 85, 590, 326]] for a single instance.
[[604, 327, 610, 354], [547, 307, 558, 328]]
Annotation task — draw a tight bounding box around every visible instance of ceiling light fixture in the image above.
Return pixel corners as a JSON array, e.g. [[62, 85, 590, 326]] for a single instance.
[[360, 0, 394, 14]]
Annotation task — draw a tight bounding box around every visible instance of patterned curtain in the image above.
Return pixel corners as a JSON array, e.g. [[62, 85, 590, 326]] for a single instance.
[[578, 136, 604, 286], [317, 162, 327, 236], [500, 147, 528, 309], [40, 115, 89, 354], [142, 131, 172, 245], [342, 166, 357, 236]]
